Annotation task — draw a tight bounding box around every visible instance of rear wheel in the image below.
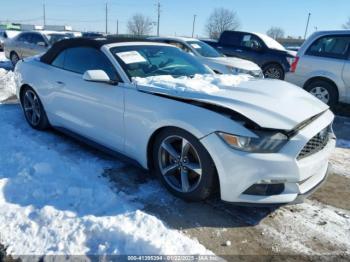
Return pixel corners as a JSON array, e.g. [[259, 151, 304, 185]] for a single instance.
[[10, 52, 20, 67], [21, 87, 50, 130], [305, 80, 338, 108], [263, 63, 284, 79], [153, 128, 217, 201]]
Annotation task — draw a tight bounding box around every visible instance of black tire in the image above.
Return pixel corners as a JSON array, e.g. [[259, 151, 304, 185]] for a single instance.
[[304, 80, 338, 108], [263, 63, 284, 80], [10, 51, 20, 67], [153, 127, 217, 201], [21, 86, 50, 130]]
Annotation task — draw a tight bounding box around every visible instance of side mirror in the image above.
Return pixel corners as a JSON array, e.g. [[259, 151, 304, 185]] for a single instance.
[[37, 41, 47, 47], [83, 70, 113, 84]]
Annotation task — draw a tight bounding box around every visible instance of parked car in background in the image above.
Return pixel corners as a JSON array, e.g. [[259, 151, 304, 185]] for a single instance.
[[202, 31, 296, 79], [14, 38, 335, 205], [4, 30, 71, 66], [149, 36, 263, 78], [285, 46, 301, 52], [0, 30, 20, 50], [286, 30, 350, 107], [82, 32, 106, 38]]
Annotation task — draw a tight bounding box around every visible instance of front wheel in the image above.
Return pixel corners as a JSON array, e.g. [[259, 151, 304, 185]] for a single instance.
[[21, 87, 50, 130], [153, 128, 217, 201], [263, 64, 284, 79], [305, 80, 338, 108], [10, 52, 20, 67]]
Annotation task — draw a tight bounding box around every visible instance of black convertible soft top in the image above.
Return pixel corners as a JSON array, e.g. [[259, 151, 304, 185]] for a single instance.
[[40, 37, 154, 64]]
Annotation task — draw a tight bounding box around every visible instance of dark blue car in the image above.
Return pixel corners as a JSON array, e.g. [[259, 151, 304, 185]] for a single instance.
[[202, 31, 296, 80]]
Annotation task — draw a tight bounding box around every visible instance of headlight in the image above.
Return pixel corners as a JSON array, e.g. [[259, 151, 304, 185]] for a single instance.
[[217, 131, 288, 153], [227, 66, 263, 78]]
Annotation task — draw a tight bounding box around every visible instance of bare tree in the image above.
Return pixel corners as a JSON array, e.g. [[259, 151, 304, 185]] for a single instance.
[[127, 14, 153, 36], [205, 8, 240, 39], [343, 17, 350, 29], [266, 27, 285, 39]]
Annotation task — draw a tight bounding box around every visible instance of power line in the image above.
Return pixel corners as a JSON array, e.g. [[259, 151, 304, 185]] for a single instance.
[[43, 1, 46, 26], [304, 12, 311, 39], [156, 0, 161, 36], [105, 2, 108, 34], [192, 14, 196, 38]]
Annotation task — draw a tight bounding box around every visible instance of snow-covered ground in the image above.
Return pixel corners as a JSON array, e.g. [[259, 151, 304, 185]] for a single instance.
[[0, 104, 212, 256], [261, 200, 350, 255]]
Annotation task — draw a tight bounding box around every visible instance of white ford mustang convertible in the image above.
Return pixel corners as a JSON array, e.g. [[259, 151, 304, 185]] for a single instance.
[[14, 38, 336, 205]]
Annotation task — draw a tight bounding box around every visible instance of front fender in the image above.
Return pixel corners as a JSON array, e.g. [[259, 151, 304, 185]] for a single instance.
[[123, 88, 255, 169]]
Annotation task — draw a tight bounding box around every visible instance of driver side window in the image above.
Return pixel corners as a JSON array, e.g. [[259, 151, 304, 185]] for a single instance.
[[29, 33, 46, 45], [240, 34, 262, 50], [166, 41, 191, 53], [17, 33, 30, 43], [51, 47, 119, 81]]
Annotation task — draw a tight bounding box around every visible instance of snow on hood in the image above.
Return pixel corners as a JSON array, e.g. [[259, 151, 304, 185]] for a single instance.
[[134, 74, 329, 130], [204, 56, 261, 71], [133, 74, 252, 94]]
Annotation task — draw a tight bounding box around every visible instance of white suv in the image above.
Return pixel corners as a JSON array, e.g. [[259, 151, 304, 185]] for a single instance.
[[286, 30, 350, 107]]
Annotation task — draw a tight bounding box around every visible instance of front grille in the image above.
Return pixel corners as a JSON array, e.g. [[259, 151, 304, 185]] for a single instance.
[[297, 125, 331, 160]]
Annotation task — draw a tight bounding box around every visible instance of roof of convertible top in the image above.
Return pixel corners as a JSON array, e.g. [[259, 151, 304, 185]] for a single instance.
[[40, 37, 154, 64]]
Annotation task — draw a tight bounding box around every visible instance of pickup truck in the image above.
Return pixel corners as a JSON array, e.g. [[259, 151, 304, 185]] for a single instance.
[[202, 31, 296, 80]]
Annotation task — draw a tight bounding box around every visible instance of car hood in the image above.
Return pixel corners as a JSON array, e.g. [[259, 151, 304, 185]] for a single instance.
[[269, 48, 296, 57], [202, 56, 261, 71], [134, 75, 328, 131]]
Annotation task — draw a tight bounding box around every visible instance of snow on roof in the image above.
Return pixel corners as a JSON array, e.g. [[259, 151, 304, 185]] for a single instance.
[[254, 32, 286, 51], [150, 36, 200, 42]]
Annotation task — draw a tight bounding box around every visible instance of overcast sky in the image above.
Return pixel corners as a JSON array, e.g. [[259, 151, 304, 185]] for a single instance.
[[1, 0, 349, 37]]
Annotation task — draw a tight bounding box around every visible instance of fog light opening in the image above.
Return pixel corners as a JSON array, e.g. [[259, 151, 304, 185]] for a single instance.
[[243, 183, 285, 196]]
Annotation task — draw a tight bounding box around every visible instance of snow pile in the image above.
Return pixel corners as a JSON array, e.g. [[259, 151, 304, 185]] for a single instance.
[[330, 147, 350, 177], [0, 68, 16, 102], [133, 74, 252, 94], [261, 200, 350, 255], [0, 105, 212, 256], [0, 51, 8, 62]]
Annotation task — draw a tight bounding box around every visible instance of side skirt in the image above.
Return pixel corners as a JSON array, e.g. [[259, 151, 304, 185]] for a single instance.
[[53, 126, 145, 169]]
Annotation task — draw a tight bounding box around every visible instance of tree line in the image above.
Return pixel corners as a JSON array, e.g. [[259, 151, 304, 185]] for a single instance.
[[126, 7, 350, 38]]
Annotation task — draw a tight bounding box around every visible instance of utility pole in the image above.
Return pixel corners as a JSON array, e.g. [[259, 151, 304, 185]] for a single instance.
[[116, 20, 119, 35], [105, 2, 108, 34], [43, 1, 46, 27], [191, 14, 196, 38], [304, 12, 311, 39], [157, 0, 161, 36]]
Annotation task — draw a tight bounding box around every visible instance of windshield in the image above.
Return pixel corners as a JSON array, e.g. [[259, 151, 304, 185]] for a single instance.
[[46, 33, 70, 45], [111, 45, 212, 79], [186, 40, 223, 58], [254, 33, 286, 51]]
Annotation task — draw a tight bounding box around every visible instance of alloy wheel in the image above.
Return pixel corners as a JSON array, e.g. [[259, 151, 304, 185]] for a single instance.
[[23, 90, 41, 126], [158, 135, 202, 193], [309, 86, 330, 104], [11, 53, 19, 66], [264, 66, 282, 79]]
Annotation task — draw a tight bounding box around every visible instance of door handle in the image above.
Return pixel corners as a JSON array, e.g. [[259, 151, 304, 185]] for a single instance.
[[217, 46, 223, 49], [55, 81, 66, 88], [235, 49, 243, 52]]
